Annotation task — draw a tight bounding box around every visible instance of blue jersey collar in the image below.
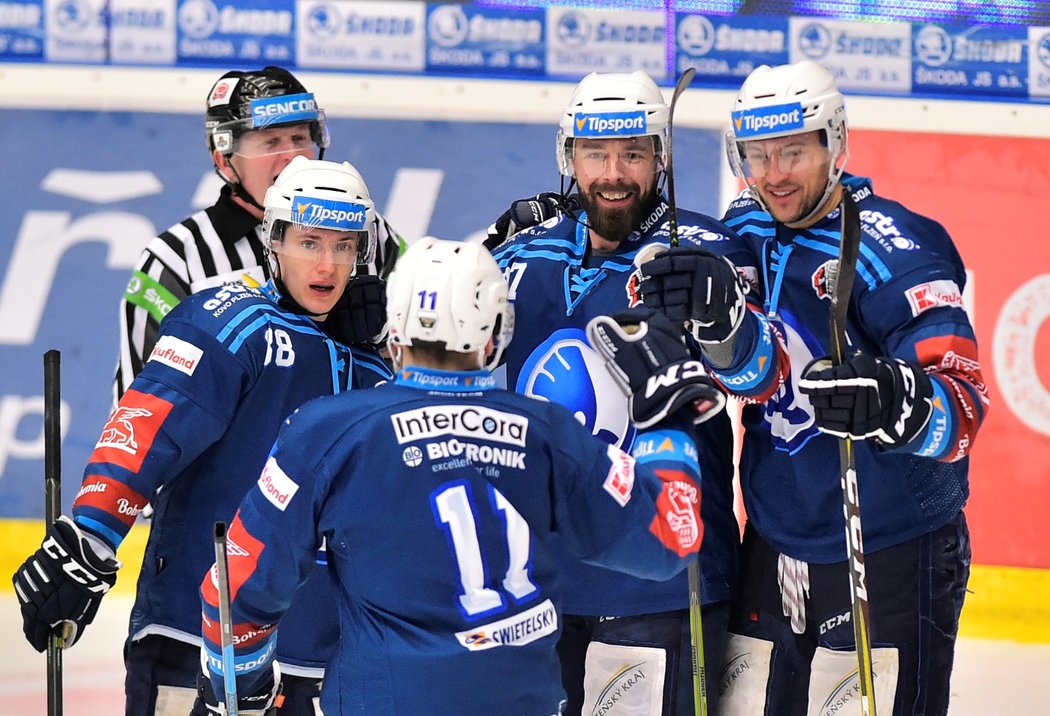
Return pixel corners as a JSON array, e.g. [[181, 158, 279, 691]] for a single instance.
[[394, 365, 498, 392]]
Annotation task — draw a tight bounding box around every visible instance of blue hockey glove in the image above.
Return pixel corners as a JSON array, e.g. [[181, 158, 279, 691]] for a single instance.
[[799, 353, 935, 446], [324, 274, 387, 347], [12, 516, 120, 652], [484, 192, 579, 250], [638, 245, 749, 345], [192, 654, 282, 716], [587, 307, 726, 428]]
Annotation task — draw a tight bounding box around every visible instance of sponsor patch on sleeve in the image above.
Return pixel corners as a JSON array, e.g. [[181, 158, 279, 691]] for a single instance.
[[90, 390, 174, 473], [73, 476, 148, 529], [905, 279, 963, 317], [148, 335, 204, 376], [603, 444, 636, 507], [257, 457, 299, 511]]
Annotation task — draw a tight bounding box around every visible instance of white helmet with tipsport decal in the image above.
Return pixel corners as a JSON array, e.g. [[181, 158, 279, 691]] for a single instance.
[[262, 155, 376, 269], [726, 61, 848, 218], [556, 70, 670, 177], [386, 238, 513, 372]]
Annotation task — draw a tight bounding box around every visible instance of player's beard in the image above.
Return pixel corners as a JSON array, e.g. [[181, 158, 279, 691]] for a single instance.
[[578, 179, 655, 245]]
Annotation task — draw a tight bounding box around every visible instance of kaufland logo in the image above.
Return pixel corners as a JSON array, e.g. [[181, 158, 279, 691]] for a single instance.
[[732, 102, 804, 138], [149, 335, 203, 376], [250, 92, 319, 127], [293, 197, 368, 231], [258, 457, 299, 511], [574, 111, 647, 137]]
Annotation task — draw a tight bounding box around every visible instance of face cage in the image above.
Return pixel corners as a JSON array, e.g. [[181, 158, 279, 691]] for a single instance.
[[556, 131, 668, 178], [210, 112, 331, 158], [724, 129, 848, 223]]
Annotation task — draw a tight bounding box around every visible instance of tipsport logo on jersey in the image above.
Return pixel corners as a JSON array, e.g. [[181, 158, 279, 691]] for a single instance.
[[573, 110, 647, 138]]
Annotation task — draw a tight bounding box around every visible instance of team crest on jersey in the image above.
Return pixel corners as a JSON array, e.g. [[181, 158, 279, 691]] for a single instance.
[[811, 259, 838, 300], [90, 390, 174, 473], [625, 267, 644, 307], [517, 328, 635, 450]]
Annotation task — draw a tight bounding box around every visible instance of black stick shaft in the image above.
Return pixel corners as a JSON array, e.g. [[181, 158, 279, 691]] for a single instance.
[[43, 350, 62, 716]]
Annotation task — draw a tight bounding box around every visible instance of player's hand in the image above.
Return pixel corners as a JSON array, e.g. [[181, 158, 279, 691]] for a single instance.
[[587, 307, 726, 428], [483, 192, 578, 250], [192, 655, 282, 716], [638, 245, 749, 344], [799, 353, 934, 446], [12, 516, 120, 652], [324, 274, 387, 347]]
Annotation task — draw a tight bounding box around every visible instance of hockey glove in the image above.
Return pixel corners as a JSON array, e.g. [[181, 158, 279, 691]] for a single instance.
[[799, 353, 935, 447], [192, 656, 282, 716], [587, 307, 726, 429], [638, 245, 749, 345], [323, 274, 387, 347], [483, 192, 578, 250], [12, 515, 120, 652]]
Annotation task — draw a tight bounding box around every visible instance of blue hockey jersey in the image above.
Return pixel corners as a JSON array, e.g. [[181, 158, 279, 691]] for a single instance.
[[71, 280, 391, 672], [713, 174, 989, 562], [491, 200, 741, 615], [200, 367, 702, 715]]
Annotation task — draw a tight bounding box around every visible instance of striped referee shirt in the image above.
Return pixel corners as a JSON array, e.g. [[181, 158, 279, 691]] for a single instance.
[[114, 184, 404, 402]]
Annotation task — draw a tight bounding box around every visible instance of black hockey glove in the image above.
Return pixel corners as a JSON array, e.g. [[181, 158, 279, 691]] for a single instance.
[[638, 245, 749, 345], [799, 353, 935, 447], [12, 515, 120, 652], [191, 655, 282, 716], [587, 307, 727, 429], [323, 274, 387, 347], [483, 192, 579, 250]]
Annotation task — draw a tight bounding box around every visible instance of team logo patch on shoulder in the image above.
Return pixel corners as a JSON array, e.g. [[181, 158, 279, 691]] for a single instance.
[[257, 457, 299, 511], [91, 390, 174, 473], [906, 279, 963, 316], [149, 335, 204, 376]]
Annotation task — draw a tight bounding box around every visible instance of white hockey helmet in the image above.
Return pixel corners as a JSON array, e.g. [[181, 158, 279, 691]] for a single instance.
[[262, 155, 376, 270], [726, 61, 848, 218], [386, 237, 513, 372], [556, 70, 669, 177]]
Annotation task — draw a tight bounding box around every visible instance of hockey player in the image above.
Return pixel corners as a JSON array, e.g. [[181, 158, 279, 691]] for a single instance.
[[489, 70, 741, 715], [637, 60, 988, 715], [115, 65, 399, 401], [13, 157, 392, 715], [194, 236, 721, 715]]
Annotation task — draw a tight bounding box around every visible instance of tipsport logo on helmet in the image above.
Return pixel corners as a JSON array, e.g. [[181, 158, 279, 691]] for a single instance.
[[250, 92, 320, 129], [293, 197, 369, 231], [574, 111, 648, 137], [732, 102, 805, 138]]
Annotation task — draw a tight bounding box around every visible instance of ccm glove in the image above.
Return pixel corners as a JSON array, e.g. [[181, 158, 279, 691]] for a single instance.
[[12, 515, 120, 652], [587, 307, 726, 428], [638, 246, 749, 344], [484, 192, 578, 250], [192, 656, 282, 716], [799, 353, 935, 446], [323, 274, 387, 347]]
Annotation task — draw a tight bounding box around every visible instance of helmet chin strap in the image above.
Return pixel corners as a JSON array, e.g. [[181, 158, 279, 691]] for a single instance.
[[215, 159, 266, 214]]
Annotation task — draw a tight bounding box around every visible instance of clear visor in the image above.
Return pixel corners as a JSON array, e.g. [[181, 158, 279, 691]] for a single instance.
[[564, 136, 664, 175], [733, 137, 830, 179], [271, 224, 373, 267], [211, 113, 330, 158]]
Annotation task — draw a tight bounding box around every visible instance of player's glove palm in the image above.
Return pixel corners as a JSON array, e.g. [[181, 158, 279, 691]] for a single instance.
[[484, 192, 578, 250], [12, 515, 120, 652], [638, 245, 749, 345], [798, 353, 934, 446], [587, 307, 726, 428], [323, 274, 387, 347]]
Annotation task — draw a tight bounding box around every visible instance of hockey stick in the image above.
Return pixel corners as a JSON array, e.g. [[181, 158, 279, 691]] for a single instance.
[[666, 66, 696, 249], [213, 522, 240, 716], [43, 350, 63, 716], [829, 190, 877, 716]]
